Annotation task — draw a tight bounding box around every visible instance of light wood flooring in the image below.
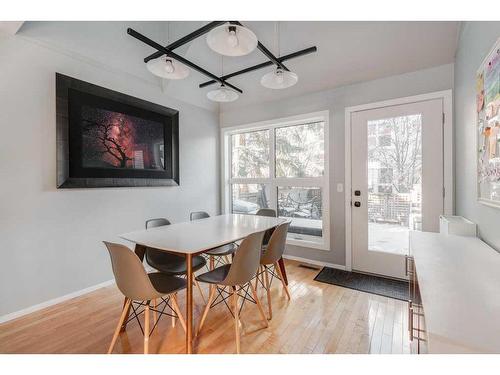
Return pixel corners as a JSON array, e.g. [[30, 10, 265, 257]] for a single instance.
[[0, 260, 410, 354]]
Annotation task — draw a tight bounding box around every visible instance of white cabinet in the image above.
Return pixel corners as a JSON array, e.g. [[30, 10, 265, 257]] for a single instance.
[[439, 215, 476, 236], [409, 231, 500, 353]]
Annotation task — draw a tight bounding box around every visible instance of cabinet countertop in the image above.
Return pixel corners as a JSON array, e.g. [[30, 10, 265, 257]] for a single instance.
[[410, 231, 500, 353]]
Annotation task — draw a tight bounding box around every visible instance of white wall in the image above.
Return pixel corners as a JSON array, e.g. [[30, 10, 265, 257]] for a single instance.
[[0, 31, 220, 316], [221, 63, 454, 266], [454, 22, 500, 251]]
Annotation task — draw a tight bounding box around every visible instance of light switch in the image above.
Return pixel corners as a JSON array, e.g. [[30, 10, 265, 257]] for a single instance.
[[337, 183, 343, 193]]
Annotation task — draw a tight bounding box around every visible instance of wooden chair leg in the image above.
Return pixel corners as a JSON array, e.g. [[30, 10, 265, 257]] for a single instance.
[[152, 299, 157, 326], [232, 287, 240, 354], [210, 256, 215, 270], [169, 296, 176, 328], [107, 298, 131, 354], [254, 265, 261, 292], [263, 265, 272, 320], [196, 284, 216, 336], [144, 301, 150, 354], [250, 283, 269, 328], [171, 294, 186, 332], [275, 262, 291, 300], [194, 279, 206, 304]]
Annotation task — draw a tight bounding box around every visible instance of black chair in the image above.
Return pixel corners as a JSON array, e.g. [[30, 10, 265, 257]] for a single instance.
[[190, 211, 238, 269], [144, 218, 207, 303]]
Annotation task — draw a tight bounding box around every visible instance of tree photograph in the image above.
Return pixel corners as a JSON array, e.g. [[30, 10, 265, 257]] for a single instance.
[[80, 105, 164, 170]]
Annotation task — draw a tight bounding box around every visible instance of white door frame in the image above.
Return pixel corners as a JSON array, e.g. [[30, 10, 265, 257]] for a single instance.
[[344, 90, 453, 272]]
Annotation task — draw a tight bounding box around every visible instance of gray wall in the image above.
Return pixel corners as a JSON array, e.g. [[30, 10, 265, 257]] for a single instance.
[[454, 22, 500, 251], [0, 31, 219, 316], [221, 63, 454, 266]]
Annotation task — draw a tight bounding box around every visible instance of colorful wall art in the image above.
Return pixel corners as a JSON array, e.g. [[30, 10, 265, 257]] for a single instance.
[[477, 38, 500, 207]]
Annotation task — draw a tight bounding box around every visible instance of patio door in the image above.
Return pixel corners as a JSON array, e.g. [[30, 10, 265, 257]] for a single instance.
[[350, 99, 444, 279]]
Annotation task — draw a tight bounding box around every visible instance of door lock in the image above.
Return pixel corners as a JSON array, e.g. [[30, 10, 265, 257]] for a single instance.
[[354, 201, 361, 207], [354, 190, 361, 196]]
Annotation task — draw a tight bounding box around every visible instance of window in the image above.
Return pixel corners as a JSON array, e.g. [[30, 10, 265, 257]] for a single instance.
[[275, 122, 324, 178], [222, 111, 330, 250], [231, 130, 270, 178]]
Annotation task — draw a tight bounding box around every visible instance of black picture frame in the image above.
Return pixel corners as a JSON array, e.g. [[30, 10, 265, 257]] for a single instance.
[[56, 73, 179, 188]]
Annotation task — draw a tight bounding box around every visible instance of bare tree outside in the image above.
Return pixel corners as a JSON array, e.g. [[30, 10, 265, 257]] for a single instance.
[[367, 114, 423, 255], [368, 115, 422, 193]]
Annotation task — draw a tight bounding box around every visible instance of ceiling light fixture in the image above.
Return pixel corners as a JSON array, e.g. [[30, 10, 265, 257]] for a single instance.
[[207, 56, 239, 102], [146, 22, 190, 80], [146, 56, 190, 79], [206, 24, 258, 57], [261, 67, 298, 89], [207, 84, 239, 102], [261, 22, 298, 90], [128, 22, 317, 98]]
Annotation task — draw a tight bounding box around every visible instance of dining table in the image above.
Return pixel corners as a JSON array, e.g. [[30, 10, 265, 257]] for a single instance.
[[119, 213, 289, 354]]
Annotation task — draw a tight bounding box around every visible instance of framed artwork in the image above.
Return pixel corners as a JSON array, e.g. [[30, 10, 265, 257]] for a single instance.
[[477, 38, 500, 207], [56, 73, 179, 188]]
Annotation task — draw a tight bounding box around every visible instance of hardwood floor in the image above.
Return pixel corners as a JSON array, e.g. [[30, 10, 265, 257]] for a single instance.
[[0, 260, 410, 354]]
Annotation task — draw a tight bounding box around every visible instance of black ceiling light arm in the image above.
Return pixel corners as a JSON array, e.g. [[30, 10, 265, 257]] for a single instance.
[[230, 21, 289, 72], [143, 21, 227, 63], [199, 46, 317, 88], [127, 28, 243, 94]]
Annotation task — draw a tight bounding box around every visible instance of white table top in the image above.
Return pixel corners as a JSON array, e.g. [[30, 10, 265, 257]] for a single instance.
[[410, 231, 500, 353], [119, 214, 287, 255]]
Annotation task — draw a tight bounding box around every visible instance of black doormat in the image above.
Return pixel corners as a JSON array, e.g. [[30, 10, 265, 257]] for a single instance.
[[314, 267, 409, 301]]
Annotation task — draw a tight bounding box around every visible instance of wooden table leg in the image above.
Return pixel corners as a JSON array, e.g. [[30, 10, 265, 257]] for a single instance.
[[120, 244, 146, 332], [186, 254, 193, 354], [277, 257, 288, 286]]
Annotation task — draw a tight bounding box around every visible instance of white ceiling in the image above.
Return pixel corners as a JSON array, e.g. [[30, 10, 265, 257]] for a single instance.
[[193, 21, 461, 109], [17, 21, 460, 111]]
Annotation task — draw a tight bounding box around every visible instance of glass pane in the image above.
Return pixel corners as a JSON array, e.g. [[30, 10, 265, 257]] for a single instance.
[[275, 122, 324, 178], [367, 114, 422, 255], [278, 186, 323, 237], [231, 130, 270, 178], [232, 184, 271, 214]]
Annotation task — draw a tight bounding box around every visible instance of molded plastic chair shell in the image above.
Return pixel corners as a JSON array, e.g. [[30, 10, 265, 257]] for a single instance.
[[255, 208, 276, 217], [104, 241, 176, 301], [260, 222, 290, 266], [222, 231, 265, 285], [195, 231, 265, 287], [256, 208, 277, 245], [145, 218, 171, 229], [144, 218, 206, 275], [190, 211, 237, 257], [190, 211, 210, 221]]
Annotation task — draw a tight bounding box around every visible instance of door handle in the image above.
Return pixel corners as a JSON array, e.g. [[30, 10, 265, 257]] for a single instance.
[[354, 201, 361, 207]]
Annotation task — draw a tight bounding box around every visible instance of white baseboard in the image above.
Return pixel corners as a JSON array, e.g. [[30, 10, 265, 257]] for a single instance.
[[282, 254, 346, 271], [0, 279, 115, 324]]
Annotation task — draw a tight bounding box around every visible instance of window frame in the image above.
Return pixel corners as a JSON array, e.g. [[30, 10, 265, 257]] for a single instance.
[[221, 111, 330, 251]]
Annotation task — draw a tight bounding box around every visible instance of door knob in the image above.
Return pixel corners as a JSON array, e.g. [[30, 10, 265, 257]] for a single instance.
[[354, 201, 361, 207]]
